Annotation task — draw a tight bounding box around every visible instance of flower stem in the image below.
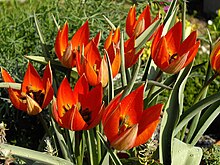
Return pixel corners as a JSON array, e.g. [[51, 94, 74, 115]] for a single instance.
[[75, 131, 83, 165], [145, 70, 163, 103]]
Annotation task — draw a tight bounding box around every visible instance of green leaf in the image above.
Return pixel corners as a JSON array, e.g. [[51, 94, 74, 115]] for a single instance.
[[103, 15, 116, 31], [0, 82, 21, 90], [0, 143, 73, 165], [135, 19, 161, 51], [163, 0, 178, 24], [190, 100, 220, 145], [105, 51, 114, 103], [174, 92, 220, 135], [159, 63, 193, 165], [172, 138, 202, 165], [97, 132, 122, 165], [84, 130, 98, 165], [25, 55, 78, 74], [162, 6, 178, 35], [120, 31, 127, 87], [121, 57, 141, 99]]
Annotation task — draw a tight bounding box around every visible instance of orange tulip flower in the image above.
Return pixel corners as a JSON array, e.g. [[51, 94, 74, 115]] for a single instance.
[[102, 84, 163, 150], [104, 27, 121, 77], [126, 5, 158, 38], [210, 40, 220, 74], [151, 21, 200, 74], [124, 36, 144, 68], [52, 75, 104, 131], [55, 21, 89, 68], [1, 62, 54, 115], [76, 40, 108, 87]]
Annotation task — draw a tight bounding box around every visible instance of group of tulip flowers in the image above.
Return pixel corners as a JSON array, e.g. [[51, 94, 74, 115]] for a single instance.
[[1, 0, 220, 165]]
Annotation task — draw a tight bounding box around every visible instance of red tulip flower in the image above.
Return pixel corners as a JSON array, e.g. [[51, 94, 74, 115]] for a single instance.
[[52, 75, 104, 131], [126, 5, 158, 38], [55, 21, 89, 68], [210, 40, 220, 74], [1, 62, 54, 115], [102, 85, 163, 150], [77, 40, 108, 87], [151, 21, 200, 74], [124, 36, 144, 68], [104, 27, 121, 77]]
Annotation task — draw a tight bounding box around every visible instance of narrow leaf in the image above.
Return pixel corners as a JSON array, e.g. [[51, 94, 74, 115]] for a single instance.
[[97, 132, 122, 165], [103, 15, 116, 31], [0, 143, 73, 165], [190, 100, 220, 145], [0, 82, 21, 90], [135, 19, 161, 51], [174, 92, 220, 135]]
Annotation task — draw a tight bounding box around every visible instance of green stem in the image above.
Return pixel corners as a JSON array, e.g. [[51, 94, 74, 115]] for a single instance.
[[182, 0, 186, 41], [96, 124, 102, 163], [146, 70, 163, 100], [38, 113, 51, 137], [121, 57, 141, 99], [75, 131, 83, 165], [64, 129, 74, 156], [120, 31, 127, 87]]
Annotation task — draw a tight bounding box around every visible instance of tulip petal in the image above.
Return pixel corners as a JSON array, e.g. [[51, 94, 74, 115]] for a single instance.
[[87, 104, 105, 130], [98, 58, 108, 87], [134, 104, 163, 147], [85, 60, 98, 86], [111, 48, 121, 77], [8, 88, 27, 111], [183, 40, 200, 68], [178, 31, 197, 56], [120, 85, 144, 124], [43, 62, 53, 87], [102, 92, 122, 122], [42, 79, 54, 109], [103, 104, 121, 142], [71, 21, 90, 49], [126, 5, 136, 37], [52, 98, 62, 125], [153, 37, 169, 70], [55, 22, 68, 60], [72, 75, 89, 103], [92, 31, 101, 47], [164, 51, 188, 74], [22, 62, 43, 93], [112, 27, 120, 44], [57, 77, 74, 117], [62, 106, 87, 131], [210, 40, 220, 69], [111, 124, 138, 150], [80, 82, 102, 111], [104, 30, 113, 50], [165, 21, 182, 55], [138, 5, 151, 28], [151, 25, 163, 59], [26, 95, 42, 115], [1, 67, 15, 83]]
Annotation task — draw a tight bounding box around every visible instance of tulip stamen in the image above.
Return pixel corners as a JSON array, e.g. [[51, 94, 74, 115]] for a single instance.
[[79, 108, 91, 123], [169, 53, 178, 64], [118, 115, 131, 134]]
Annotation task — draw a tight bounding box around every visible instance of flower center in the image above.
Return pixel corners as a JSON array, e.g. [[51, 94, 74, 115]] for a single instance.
[[118, 115, 131, 134], [169, 53, 178, 64], [20, 85, 45, 106]]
